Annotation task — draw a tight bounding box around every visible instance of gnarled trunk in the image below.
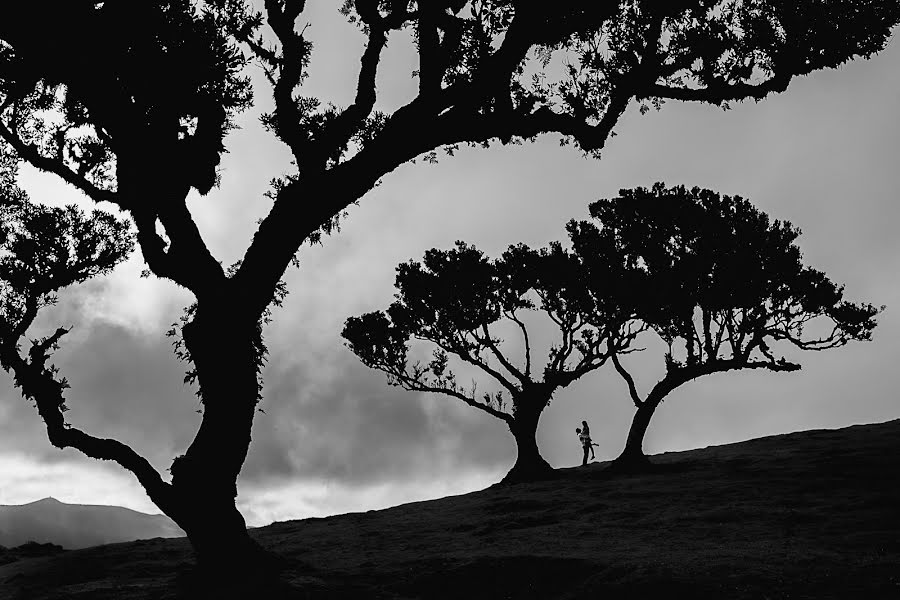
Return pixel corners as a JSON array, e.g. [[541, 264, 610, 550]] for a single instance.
[[169, 308, 271, 571], [501, 397, 554, 484], [612, 397, 659, 472], [171, 496, 265, 571]]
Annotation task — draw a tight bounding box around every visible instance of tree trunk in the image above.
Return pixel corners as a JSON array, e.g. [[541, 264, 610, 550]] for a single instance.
[[172, 496, 267, 571], [169, 307, 273, 572], [501, 399, 554, 484], [612, 398, 659, 472]]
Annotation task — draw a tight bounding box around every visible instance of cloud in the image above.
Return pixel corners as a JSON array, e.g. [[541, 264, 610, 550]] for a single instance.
[[0, 272, 519, 497], [0, 316, 200, 475], [243, 352, 515, 487], [0, 453, 162, 516]]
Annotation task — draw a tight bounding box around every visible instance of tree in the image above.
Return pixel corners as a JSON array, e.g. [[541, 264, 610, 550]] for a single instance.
[[343, 241, 645, 483], [0, 1, 897, 567], [568, 184, 881, 470]]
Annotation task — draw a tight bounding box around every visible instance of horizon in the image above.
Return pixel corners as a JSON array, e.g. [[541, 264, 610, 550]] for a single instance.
[[0, 8, 898, 528], [3, 415, 896, 526]]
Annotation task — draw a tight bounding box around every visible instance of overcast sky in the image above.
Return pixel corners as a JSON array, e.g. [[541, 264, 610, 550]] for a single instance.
[[1, 9, 898, 527]]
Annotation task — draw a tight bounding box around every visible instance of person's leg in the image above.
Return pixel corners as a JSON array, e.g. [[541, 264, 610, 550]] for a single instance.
[[582, 445, 589, 466]]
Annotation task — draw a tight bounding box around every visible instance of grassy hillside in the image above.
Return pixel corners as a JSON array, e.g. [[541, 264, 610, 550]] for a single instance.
[[1, 419, 898, 599]]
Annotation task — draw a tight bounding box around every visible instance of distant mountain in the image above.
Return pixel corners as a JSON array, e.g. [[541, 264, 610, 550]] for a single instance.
[[0, 497, 184, 549]]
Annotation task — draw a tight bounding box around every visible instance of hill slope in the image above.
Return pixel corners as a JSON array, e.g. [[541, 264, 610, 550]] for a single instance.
[[0, 497, 184, 550], [1, 419, 898, 599]]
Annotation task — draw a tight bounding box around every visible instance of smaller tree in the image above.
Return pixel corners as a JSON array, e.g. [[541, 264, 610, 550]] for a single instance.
[[342, 241, 644, 483], [569, 184, 881, 470]]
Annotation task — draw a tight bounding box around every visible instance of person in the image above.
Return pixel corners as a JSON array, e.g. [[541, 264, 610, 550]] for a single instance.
[[576, 427, 591, 466], [575, 421, 600, 465], [581, 420, 596, 461]]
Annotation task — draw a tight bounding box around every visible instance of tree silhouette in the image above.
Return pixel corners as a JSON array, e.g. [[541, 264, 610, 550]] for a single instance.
[[0, 1, 897, 567], [343, 241, 645, 483], [568, 184, 881, 470]]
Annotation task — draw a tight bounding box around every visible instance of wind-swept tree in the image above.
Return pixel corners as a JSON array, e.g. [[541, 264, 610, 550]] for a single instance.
[[569, 184, 881, 470], [0, 0, 897, 567], [343, 241, 644, 483]]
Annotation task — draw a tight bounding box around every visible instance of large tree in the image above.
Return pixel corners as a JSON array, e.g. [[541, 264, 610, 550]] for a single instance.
[[0, 0, 897, 567], [568, 184, 881, 470], [343, 241, 644, 483]]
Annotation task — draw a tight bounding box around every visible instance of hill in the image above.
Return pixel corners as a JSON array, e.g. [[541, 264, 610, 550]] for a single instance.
[[0, 419, 898, 599], [0, 497, 184, 550]]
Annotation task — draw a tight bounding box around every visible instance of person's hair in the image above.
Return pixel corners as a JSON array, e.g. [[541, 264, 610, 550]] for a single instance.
[[576, 428, 581, 433]]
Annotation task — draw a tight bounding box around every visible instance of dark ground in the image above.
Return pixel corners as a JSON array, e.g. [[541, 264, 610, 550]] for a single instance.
[[1, 419, 898, 599]]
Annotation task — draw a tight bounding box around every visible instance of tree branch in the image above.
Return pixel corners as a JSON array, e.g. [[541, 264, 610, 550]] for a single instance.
[[443, 331, 521, 397], [0, 121, 119, 206], [263, 0, 312, 161], [233, 102, 437, 318], [475, 323, 528, 386], [416, 3, 442, 98], [368, 352, 513, 423], [312, 15, 389, 164], [643, 74, 794, 106], [611, 351, 642, 408], [397, 377, 512, 423], [131, 201, 226, 299], [505, 310, 531, 380], [0, 338, 179, 519]]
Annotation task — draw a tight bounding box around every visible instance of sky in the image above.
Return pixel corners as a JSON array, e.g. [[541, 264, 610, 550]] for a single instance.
[[0, 8, 898, 527]]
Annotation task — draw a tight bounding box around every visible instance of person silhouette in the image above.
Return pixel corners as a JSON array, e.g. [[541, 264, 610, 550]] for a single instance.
[[576, 428, 591, 466], [581, 420, 596, 461]]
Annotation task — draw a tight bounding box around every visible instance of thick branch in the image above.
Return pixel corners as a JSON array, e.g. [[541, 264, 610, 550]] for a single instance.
[[651, 357, 802, 406], [416, 3, 442, 97], [11, 295, 40, 342], [234, 101, 437, 318], [0, 340, 178, 518], [313, 18, 388, 164], [644, 74, 793, 105], [611, 351, 642, 408], [131, 201, 226, 299], [264, 0, 312, 160]]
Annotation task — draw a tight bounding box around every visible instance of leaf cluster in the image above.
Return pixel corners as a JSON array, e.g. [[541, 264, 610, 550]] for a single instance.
[[571, 183, 881, 373], [0, 0, 254, 197], [0, 155, 134, 345]]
